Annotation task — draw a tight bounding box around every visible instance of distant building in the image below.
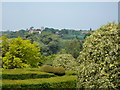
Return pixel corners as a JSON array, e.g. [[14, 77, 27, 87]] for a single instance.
[[55, 31, 61, 35], [29, 30, 42, 34], [81, 31, 90, 34], [29, 26, 43, 34]]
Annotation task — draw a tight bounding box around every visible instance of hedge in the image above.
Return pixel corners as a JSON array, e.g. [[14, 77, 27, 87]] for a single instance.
[[2, 69, 56, 80], [2, 68, 77, 80], [2, 76, 77, 88], [65, 71, 77, 76], [40, 65, 65, 76]]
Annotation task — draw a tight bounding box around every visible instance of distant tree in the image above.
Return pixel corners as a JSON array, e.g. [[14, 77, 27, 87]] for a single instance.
[[61, 29, 69, 34], [25, 33, 39, 44], [2, 30, 28, 38], [90, 28, 92, 31], [48, 40, 61, 54], [84, 33, 91, 39], [65, 37, 83, 58], [43, 27, 58, 34], [38, 32, 61, 56]]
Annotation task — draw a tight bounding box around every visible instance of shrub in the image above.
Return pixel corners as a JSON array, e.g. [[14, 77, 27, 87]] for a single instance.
[[77, 23, 120, 89], [52, 54, 78, 71], [40, 65, 65, 75]]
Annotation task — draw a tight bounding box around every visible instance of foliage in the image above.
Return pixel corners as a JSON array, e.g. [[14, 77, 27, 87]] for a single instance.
[[77, 23, 120, 89], [52, 54, 78, 71], [84, 33, 91, 39], [25, 33, 40, 44], [43, 27, 59, 34], [65, 38, 83, 58], [43, 55, 56, 65], [25, 32, 61, 56], [2, 30, 28, 38], [2, 28, 90, 57], [2, 37, 42, 69], [62, 34, 86, 39], [39, 32, 61, 56], [40, 65, 65, 75], [1, 35, 9, 57], [0, 57, 2, 68], [61, 29, 69, 34]]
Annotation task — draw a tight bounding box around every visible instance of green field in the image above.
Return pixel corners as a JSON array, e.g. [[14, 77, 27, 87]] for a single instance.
[[2, 68, 77, 89]]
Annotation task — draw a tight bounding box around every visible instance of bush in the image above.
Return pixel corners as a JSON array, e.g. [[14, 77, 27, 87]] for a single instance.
[[52, 54, 78, 71], [40, 65, 65, 75], [77, 23, 120, 89]]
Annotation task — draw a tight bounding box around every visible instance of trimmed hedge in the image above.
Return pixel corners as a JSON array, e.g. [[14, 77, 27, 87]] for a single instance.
[[2, 68, 77, 80], [2, 73, 56, 80], [2, 68, 56, 80], [2, 76, 77, 88], [65, 71, 77, 76], [40, 65, 65, 76]]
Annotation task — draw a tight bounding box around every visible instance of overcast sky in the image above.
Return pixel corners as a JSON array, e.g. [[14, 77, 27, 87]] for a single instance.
[[2, 2, 118, 31]]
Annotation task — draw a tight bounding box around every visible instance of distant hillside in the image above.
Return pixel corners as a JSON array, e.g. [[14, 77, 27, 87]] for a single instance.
[[1, 27, 91, 39]]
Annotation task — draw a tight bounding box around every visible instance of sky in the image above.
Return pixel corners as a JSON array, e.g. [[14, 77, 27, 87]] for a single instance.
[[2, 2, 118, 31]]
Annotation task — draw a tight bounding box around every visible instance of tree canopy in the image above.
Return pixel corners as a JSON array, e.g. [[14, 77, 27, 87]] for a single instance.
[[65, 37, 83, 58], [2, 37, 42, 69]]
